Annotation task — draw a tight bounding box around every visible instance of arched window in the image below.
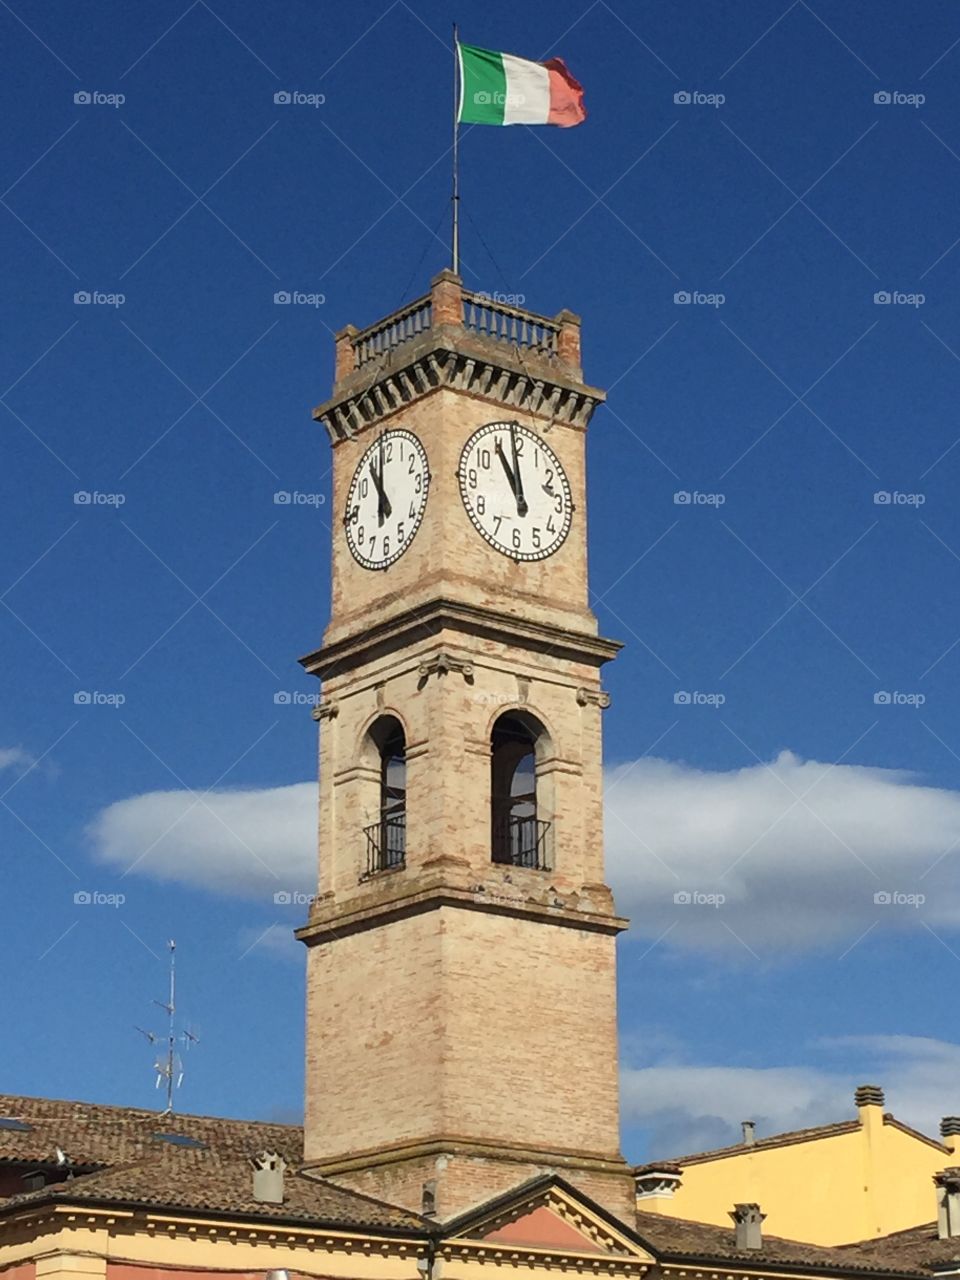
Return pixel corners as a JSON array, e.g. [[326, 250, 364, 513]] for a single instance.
[[364, 716, 406, 876], [491, 713, 550, 869]]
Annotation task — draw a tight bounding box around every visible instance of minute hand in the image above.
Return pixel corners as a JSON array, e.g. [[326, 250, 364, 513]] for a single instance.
[[510, 426, 528, 517]]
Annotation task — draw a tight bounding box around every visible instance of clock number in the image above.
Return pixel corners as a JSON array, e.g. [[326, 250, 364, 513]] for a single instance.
[[478, 448, 491, 470], [512, 527, 522, 551], [476, 495, 485, 515], [408, 454, 416, 474], [532, 527, 541, 550], [468, 468, 478, 490]]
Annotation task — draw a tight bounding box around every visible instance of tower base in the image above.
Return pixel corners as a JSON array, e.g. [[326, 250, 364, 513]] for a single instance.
[[306, 1137, 637, 1222]]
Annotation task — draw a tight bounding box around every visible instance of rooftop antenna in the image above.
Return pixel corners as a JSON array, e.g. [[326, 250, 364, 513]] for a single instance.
[[135, 940, 198, 1113]]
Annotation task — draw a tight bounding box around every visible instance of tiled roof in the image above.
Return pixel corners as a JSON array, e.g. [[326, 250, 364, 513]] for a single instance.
[[651, 1117, 947, 1170], [0, 1093, 301, 1169], [0, 1093, 424, 1233], [0, 1093, 948, 1272], [2, 1154, 426, 1232], [839, 1223, 960, 1272], [653, 1121, 861, 1168], [633, 1210, 928, 1276]]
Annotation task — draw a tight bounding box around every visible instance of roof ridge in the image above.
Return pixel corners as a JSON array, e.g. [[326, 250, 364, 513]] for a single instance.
[[0, 1093, 302, 1131], [653, 1119, 861, 1166]]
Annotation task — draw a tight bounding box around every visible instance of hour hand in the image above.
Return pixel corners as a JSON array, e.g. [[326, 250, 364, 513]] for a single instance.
[[370, 460, 391, 525]]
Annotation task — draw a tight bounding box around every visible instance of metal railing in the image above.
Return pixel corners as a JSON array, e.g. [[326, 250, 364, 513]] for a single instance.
[[492, 815, 552, 871], [362, 812, 406, 879]]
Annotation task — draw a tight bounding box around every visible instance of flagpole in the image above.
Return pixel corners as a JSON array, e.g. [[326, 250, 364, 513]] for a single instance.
[[452, 22, 460, 276]]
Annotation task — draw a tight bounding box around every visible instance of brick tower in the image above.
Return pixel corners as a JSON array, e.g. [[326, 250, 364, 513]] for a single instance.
[[296, 271, 632, 1221]]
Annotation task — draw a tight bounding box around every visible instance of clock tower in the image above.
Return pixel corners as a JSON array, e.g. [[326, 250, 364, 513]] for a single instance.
[[296, 270, 632, 1221]]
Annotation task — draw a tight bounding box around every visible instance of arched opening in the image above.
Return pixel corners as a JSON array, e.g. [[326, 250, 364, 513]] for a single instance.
[[364, 716, 406, 876], [490, 712, 550, 869]]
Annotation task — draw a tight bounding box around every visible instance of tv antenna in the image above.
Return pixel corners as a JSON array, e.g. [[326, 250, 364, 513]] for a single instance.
[[135, 940, 199, 1113]]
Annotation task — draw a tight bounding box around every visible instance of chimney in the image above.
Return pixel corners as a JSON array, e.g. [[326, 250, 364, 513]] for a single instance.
[[730, 1203, 765, 1250], [855, 1084, 884, 1109], [741, 1120, 756, 1145], [942, 1118, 960, 1156], [855, 1084, 885, 1136], [936, 1169, 960, 1239], [252, 1151, 286, 1204], [635, 1163, 682, 1201]]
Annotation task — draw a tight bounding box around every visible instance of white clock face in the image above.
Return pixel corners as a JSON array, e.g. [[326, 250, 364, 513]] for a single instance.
[[344, 429, 430, 570], [458, 421, 573, 561]]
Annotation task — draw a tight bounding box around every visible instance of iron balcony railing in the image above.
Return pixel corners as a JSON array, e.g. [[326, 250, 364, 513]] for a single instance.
[[492, 815, 552, 871], [362, 812, 406, 879]]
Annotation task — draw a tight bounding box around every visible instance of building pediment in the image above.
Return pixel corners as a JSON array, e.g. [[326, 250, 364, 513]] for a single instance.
[[445, 1177, 652, 1262]]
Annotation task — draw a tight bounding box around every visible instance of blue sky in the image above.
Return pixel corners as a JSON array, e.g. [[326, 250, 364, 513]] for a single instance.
[[4, 0, 960, 1161]]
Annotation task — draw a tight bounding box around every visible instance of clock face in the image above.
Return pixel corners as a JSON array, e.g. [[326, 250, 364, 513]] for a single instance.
[[344, 429, 430, 570], [458, 421, 573, 561]]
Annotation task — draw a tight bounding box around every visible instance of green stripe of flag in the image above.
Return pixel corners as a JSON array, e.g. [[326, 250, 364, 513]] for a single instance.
[[458, 44, 507, 125]]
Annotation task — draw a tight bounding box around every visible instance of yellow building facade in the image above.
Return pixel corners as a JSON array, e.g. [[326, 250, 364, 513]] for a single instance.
[[637, 1088, 959, 1245]]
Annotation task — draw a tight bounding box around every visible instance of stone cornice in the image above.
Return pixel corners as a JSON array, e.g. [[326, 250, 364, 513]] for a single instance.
[[295, 881, 628, 947], [300, 598, 622, 680], [313, 325, 606, 443], [302, 1134, 630, 1180]]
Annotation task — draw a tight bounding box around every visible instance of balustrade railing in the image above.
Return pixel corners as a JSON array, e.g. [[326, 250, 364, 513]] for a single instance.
[[353, 296, 431, 369], [349, 289, 561, 370], [462, 292, 559, 359]]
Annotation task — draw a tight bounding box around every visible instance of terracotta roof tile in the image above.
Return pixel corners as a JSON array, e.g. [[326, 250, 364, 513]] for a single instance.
[[839, 1223, 960, 1271], [653, 1120, 861, 1168], [634, 1210, 928, 1275], [2, 1153, 425, 1232], [0, 1093, 301, 1170]]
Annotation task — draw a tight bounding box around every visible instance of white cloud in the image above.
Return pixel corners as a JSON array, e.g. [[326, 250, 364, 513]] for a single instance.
[[0, 747, 35, 772], [88, 750, 960, 953], [89, 783, 315, 902], [622, 1034, 960, 1160], [606, 750, 960, 953]]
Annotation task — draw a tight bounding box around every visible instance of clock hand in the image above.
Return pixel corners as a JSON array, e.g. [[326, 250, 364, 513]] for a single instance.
[[371, 457, 391, 526], [495, 438, 517, 492], [509, 424, 528, 517]]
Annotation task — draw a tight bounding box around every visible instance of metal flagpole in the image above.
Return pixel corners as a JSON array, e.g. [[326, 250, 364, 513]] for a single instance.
[[452, 22, 460, 275]]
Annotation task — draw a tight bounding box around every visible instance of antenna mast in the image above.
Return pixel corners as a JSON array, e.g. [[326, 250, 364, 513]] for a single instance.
[[136, 940, 199, 1113]]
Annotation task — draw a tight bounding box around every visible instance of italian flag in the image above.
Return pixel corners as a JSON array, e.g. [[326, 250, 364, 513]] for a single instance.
[[457, 42, 586, 128]]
